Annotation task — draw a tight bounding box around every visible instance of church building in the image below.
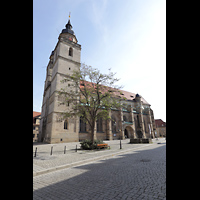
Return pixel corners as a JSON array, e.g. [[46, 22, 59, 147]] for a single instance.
[[39, 18, 156, 144]]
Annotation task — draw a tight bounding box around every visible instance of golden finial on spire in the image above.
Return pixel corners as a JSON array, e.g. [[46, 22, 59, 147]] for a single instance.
[[69, 12, 71, 19]]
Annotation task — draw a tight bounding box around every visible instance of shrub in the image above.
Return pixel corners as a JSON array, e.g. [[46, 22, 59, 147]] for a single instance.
[[80, 139, 104, 150]]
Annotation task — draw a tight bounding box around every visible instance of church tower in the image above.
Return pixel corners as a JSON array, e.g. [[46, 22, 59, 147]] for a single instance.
[[39, 18, 81, 143]]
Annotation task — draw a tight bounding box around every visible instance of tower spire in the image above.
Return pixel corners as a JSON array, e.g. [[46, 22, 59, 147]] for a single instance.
[[65, 12, 73, 31], [60, 12, 78, 43]]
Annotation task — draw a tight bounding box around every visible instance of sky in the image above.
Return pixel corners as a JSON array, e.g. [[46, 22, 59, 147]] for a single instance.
[[33, 0, 166, 121]]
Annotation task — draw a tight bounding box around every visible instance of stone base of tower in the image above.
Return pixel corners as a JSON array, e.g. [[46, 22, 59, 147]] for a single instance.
[[50, 137, 79, 144], [130, 138, 152, 144]]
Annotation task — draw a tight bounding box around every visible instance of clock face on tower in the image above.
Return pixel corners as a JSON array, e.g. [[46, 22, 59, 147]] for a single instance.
[[65, 35, 77, 43]]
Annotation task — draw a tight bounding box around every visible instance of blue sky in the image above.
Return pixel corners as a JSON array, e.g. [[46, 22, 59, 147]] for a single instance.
[[33, 0, 166, 121]]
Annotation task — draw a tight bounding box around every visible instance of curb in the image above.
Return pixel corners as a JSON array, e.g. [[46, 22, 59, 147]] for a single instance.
[[33, 143, 164, 177]]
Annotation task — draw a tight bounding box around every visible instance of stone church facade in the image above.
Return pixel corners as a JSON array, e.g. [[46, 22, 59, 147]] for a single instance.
[[39, 19, 156, 144]]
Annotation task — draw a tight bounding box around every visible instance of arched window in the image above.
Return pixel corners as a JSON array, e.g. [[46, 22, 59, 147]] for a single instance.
[[69, 47, 73, 57], [97, 117, 103, 132], [144, 119, 148, 133], [64, 120, 68, 129], [79, 117, 86, 133], [111, 116, 117, 133], [123, 115, 127, 122], [134, 116, 137, 130], [137, 115, 140, 128]]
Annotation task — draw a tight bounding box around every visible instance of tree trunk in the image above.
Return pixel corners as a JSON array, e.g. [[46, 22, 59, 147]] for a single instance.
[[91, 120, 95, 145], [91, 128, 94, 145]]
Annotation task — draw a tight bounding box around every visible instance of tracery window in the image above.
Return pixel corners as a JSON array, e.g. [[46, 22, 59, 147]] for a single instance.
[[144, 119, 148, 133], [111, 116, 117, 133], [137, 115, 140, 128], [123, 115, 127, 122], [97, 117, 103, 132], [79, 117, 86, 132]]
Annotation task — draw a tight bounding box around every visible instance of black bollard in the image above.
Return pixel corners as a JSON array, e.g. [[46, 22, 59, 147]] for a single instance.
[[75, 145, 77, 152], [64, 146, 66, 154], [50, 146, 53, 155], [120, 139, 122, 149], [34, 147, 37, 157]]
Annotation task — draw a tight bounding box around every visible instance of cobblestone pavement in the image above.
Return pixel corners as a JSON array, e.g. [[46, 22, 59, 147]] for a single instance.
[[33, 138, 165, 176], [33, 140, 166, 200]]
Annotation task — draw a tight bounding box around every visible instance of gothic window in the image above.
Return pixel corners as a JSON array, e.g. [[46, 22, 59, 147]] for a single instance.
[[79, 117, 86, 133], [111, 116, 117, 133], [137, 115, 140, 128], [144, 119, 148, 133], [64, 120, 68, 129], [69, 47, 73, 57], [123, 115, 127, 122], [134, 116, 137, 130], [97, 117, 103, 132]]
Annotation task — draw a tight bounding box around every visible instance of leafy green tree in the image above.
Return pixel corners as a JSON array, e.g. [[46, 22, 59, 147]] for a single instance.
[[59, 63, 125, 144]]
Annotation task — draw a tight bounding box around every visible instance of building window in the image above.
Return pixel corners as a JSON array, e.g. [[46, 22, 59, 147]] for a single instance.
[[64, 120, 68, 129], [111, 116, 117, 133], [69, 47, 73, 57], [79, 117, 86, 132], [137, 115, 140, 128], [134, 116, 137, 130], [123, 115, 127, 122], [97, 117, 103, 132], [144, 119, 148, 133]]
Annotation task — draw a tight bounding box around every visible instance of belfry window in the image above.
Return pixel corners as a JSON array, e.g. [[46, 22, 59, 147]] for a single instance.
[[64, 120, 68, 129], [69, 47, 73, 57]]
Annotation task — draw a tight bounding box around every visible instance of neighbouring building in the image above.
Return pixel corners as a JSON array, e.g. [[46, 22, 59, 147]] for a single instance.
[[155, 119, 166, 137], [33, 111, 41, 142], [39, 18, 156, 144]]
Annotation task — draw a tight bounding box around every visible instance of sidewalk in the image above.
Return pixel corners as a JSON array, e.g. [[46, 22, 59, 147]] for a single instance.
[[33, 138, 166, 176]]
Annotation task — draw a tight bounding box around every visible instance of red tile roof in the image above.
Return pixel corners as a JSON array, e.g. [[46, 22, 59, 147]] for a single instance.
[[33, 111, 41, 118], [79, 81, 150, 105], [155, 119, 166, 127]]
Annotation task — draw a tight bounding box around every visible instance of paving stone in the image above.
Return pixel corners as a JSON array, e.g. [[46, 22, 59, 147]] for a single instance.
[[33, 139, 166, 199]]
